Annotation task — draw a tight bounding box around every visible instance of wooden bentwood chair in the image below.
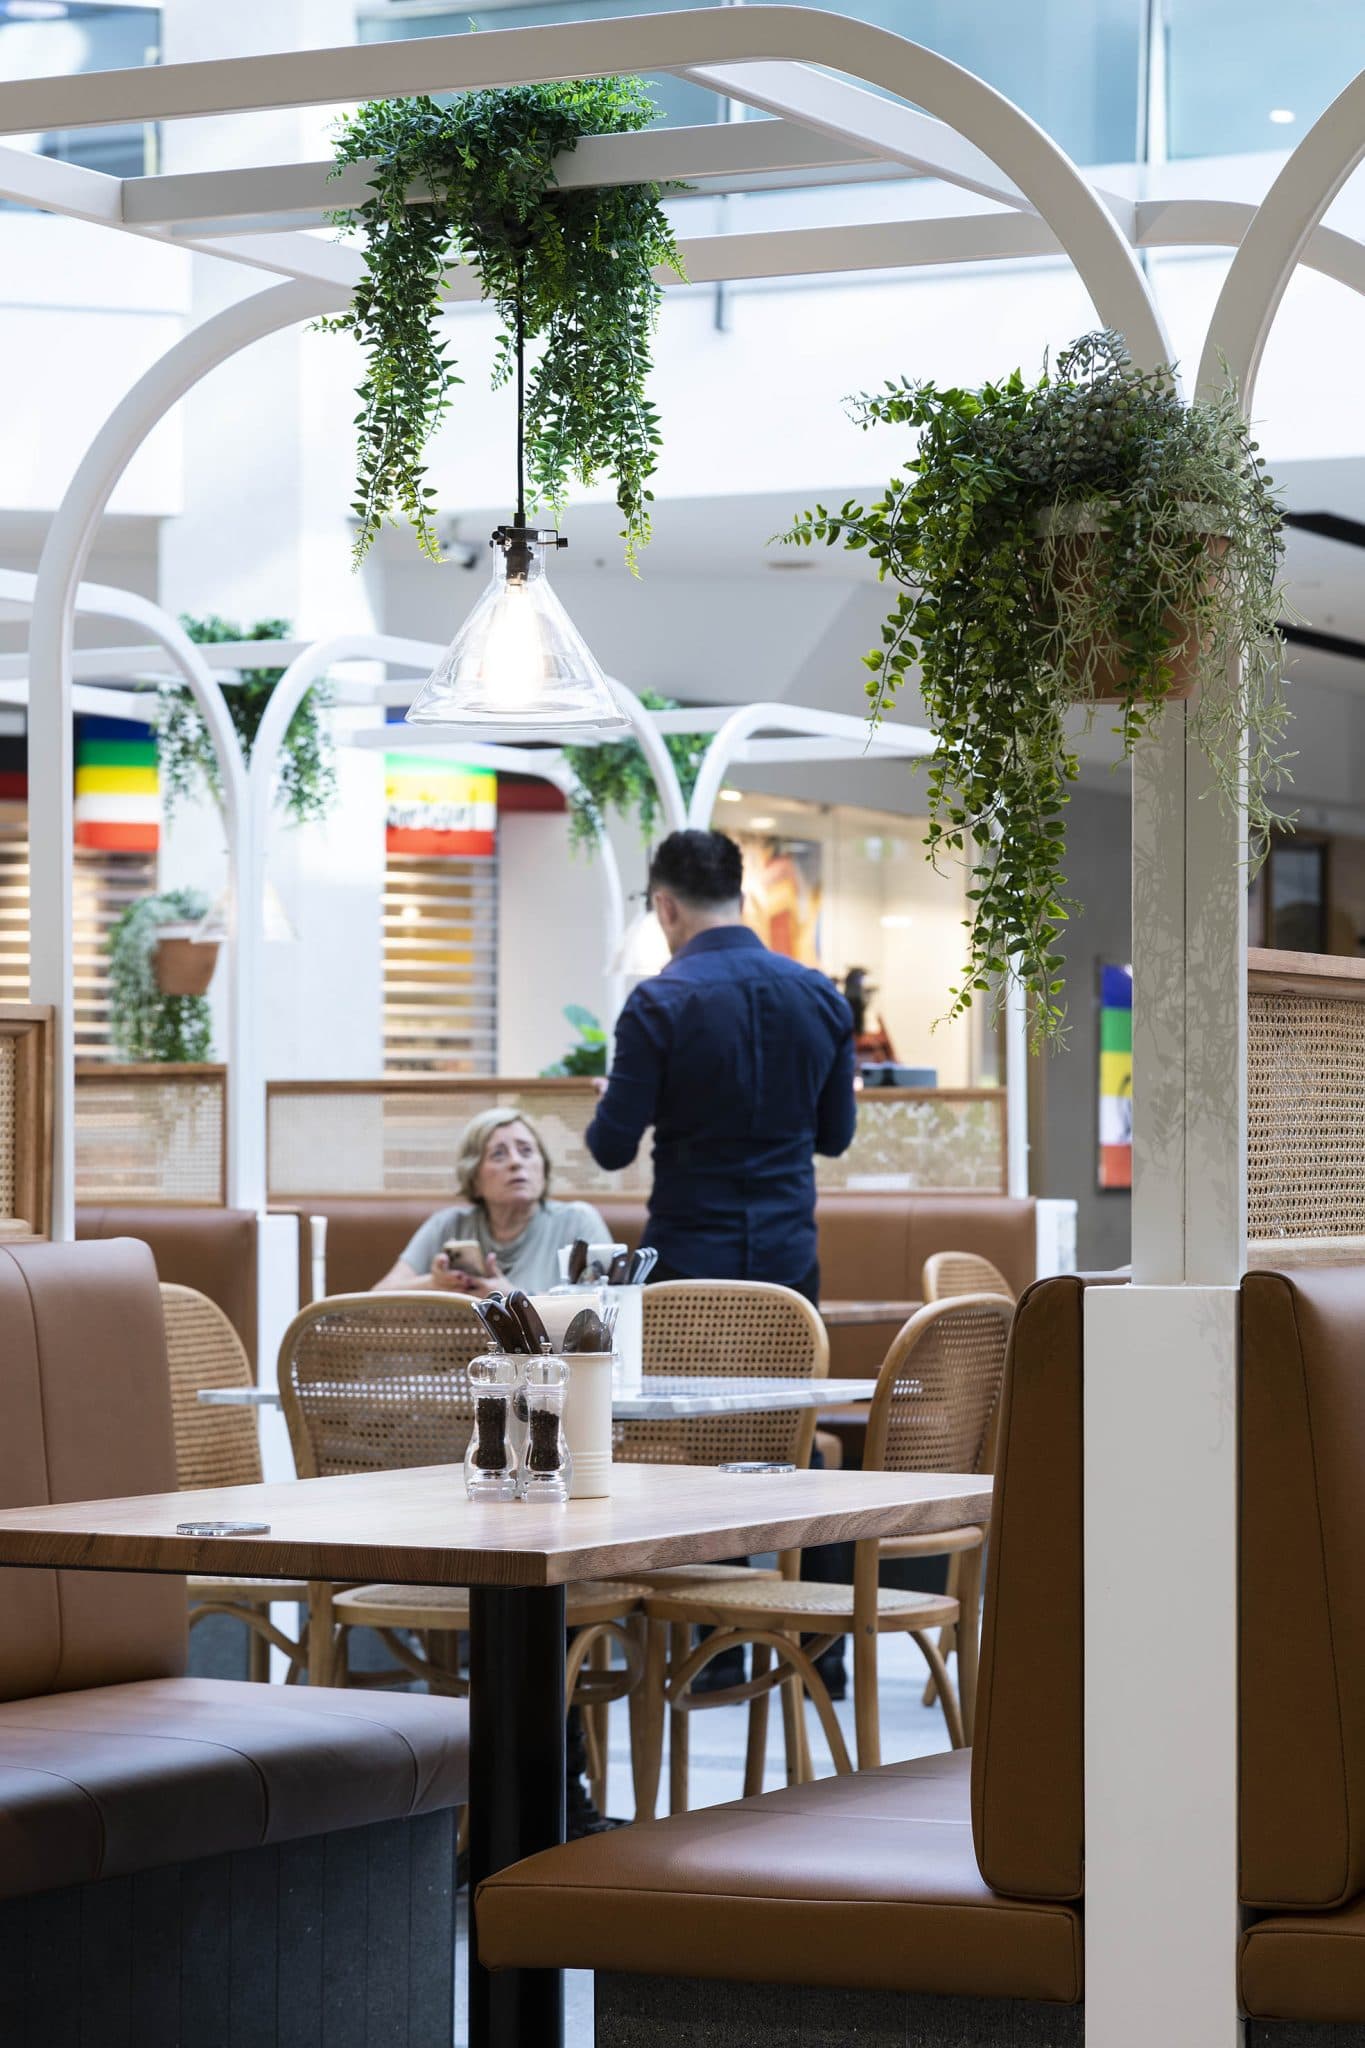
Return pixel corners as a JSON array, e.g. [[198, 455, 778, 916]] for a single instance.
[[161, 1283, 308, 1682], [276, 1293, 647, 1816]]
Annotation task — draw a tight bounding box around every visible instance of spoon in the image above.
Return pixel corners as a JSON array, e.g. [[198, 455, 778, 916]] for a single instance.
[[561, 1307, 610, 1354]]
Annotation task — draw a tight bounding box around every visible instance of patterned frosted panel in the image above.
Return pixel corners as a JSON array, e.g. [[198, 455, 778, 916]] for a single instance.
[[74, 1070, 225, 1204]]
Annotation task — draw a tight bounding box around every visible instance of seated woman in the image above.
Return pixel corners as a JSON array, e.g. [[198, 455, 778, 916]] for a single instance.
[[372, 1107, 610, 1298]]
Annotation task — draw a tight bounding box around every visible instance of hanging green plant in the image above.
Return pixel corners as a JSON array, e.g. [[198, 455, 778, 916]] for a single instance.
[[155, 615, 336, 825], [785, 330, 1291, 1045], [321, 79, 684, 569], [563, 690, 709, 851], [107, 889, 213, 1063], [540, 1005, 608, 1078]]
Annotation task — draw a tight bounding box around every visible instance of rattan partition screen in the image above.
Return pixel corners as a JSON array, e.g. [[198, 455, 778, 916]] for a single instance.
[[0, 1006, 52, 1239], [74, 1064, 227, 1206], [1248, 949, 1365, 1256]]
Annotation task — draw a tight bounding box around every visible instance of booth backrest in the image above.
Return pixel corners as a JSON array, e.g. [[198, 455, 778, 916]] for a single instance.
[[283, 1192, 1039, 1312], [76, 1205, 258, 1368], [1240, 1265, 1365, 1911], [0, 1238, 186, 1702], [971, 1273, 1089, 1902]]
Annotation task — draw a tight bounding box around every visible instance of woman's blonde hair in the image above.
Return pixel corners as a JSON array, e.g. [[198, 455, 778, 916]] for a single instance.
[[455, 1107, 554, 1206]]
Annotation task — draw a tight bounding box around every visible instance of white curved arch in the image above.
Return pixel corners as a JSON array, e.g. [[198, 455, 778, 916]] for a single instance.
[[29, 278, 345, 1231]]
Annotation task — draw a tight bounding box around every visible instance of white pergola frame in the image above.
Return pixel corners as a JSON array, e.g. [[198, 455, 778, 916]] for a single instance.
[[5, 8, 1365, 2042]]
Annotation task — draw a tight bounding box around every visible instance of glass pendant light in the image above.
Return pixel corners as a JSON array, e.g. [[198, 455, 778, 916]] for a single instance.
[[406, 263, 627, 736]]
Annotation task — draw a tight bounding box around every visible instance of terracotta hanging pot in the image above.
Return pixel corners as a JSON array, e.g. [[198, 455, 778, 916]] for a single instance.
[[154, 924, 219, 997], [1036, 502, 1229, 705]]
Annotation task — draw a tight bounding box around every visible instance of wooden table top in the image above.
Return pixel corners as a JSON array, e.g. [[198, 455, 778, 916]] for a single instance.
[[820, 1299, 920, 1327], [0, 1464, 992, 1591]]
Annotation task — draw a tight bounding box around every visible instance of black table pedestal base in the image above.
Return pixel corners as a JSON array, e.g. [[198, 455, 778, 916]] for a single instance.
[[468, 1584, 568, 2048]]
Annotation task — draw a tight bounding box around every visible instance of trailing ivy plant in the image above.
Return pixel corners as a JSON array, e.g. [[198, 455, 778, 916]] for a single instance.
[[785, 330, 1290, 1044], [107, 889, 213, 1063], [563, 690, 709, 851], [156, 615, 336, 825], [321, 79, 684, 568]]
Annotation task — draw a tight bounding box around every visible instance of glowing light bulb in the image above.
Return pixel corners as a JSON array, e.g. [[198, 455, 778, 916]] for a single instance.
[[480, 579, 543, 710]]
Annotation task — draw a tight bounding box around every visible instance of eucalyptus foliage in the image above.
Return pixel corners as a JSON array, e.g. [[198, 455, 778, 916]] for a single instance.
[[786, 331, 1290, 1044], [564, 690, 709, 851], [323, 80, 683, 568], [107, 889, 212, 1064], [156, 615, 336, 826]]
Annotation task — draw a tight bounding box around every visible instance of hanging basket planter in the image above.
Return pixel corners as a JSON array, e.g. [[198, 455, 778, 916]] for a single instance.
[[154, 926, 220, 998], [1036, 504, 1232, 705]]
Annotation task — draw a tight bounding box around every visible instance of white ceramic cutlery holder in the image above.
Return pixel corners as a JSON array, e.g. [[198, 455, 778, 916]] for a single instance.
[[562, 1352, 615, 1498], [605, 1284, 643, 1393]]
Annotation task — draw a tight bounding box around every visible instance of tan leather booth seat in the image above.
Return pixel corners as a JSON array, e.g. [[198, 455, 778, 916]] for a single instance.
[[1239, 1265, 1365, 2024], [0, 1238, 468, 1902], [283, 1192, 1038, 1379], [476, 1273, 1090, 2005], [77, 1205, 258, 1368]]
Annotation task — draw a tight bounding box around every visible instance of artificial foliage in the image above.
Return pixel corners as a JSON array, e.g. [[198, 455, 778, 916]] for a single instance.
[[564, 690, 709, 850], [540, 1005, 608, 1078], [107, 889, 213, 1063], [322, 79, 683, 567], [786, 331, 1290, 1044], [156, 615, 336, 825]]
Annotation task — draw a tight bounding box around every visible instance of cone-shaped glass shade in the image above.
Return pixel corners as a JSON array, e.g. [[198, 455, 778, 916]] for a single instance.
[[406, 528, 628, 734]]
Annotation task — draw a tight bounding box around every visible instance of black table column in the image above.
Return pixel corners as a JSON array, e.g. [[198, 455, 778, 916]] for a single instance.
[[467, 1583, 568, 2048]]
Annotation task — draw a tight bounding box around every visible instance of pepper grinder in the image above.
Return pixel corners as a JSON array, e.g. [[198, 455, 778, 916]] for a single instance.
[[463, 1354, 521, 1502], [518, 1356, 573, 1504]]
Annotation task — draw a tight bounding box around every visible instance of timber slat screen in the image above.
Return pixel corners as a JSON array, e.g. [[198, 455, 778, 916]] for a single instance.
[[382, 855, 497, 1073], [266, 1078, 1009, 1201], [73, 1064, 227, 1206], [0, 1006, 52, 1239], [0, 825, 156, 1060]]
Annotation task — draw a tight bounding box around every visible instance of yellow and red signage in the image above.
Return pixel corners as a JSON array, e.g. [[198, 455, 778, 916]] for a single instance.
[[74, 717, 160, 853], [385, 754, 496, 857]]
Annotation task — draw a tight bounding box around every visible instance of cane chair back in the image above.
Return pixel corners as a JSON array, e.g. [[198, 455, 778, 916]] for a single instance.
[[162, 1283, 262, 1490], [866, 1295, 1013, 1478], [922, 1251, 1016, 1305], [277, 1292, 487, 1479], [616, 1281, 828, 1469]]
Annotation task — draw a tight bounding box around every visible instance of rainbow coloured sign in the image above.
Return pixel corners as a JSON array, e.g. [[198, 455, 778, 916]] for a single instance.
[[1098, 962, 1132, 1191], [385, 755, 496, 857], [75, 717, 159, 853]]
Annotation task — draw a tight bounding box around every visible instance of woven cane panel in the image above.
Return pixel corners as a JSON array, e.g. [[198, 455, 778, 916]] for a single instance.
[[280, 1295, 488, 1477], [615, 1282, 826, 1469], [161, 1284, 262, 1492], [922, 1251, 1015, 1303], [75, 1070, 224, 1204], [0, 1035, 15, 1221], [266, 1082, 1005, 1200], [1248, 990, 1365, 1240], [877, 1301, 1010, 1477]]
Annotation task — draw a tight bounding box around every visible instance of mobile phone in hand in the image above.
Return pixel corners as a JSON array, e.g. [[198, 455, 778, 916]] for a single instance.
[[442, 1238, 487, 1279]]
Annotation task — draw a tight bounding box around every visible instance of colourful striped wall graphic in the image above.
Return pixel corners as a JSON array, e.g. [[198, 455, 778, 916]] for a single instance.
[[385, 754, 496, 857], [1097, 961, 1133, 1192], [75, 717, 160, 852]]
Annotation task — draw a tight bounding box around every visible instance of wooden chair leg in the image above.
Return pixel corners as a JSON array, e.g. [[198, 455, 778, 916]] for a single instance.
[[917, 1632, 966, 1749], [667, 1624, 690, 1815], [307, 1582, 336, 1688], [586, 1633, 611, 1814], [247, 1618, 271, 1685], [778, 1633, 811, 1786], [630, 1617, 666, 1822], [743, 1641, 773, 1798], [923, 1549, 962, 1706], [853, 1617, 881, 1770], [955, 1545, 985, 1744]]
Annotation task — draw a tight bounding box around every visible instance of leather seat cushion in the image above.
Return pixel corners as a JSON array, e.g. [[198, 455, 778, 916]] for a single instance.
[[476, 1750, 1081, 2003], [1241, 1896, 1365, 2024], [77, 1207, 259, 1367], [0, 1676, 469, 1900]]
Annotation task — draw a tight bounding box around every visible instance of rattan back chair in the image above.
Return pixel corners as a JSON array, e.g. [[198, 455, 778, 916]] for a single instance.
[[617, 1279, 829, 1471], [160, 1283, 306, 1683], [277, 1291, 487, 1479], [921, 1250, 1016, 1304]]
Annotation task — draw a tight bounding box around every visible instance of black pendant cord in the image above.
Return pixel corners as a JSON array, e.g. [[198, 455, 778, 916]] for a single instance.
[[514, 258, 527, 530]]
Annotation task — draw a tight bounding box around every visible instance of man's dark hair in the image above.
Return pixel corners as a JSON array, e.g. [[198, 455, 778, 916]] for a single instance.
[[648, 829, 743, 908]]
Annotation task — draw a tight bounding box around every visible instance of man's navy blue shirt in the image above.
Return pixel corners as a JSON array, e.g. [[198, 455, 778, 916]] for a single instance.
[[585, 926, 857, 1288]]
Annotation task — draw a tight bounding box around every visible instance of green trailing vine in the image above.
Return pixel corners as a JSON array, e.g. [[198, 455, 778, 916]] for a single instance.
[[156, 615, 336, 825], [785, 331, 1290, 1045], [321, 79, 684, 568], [107, 889, 213, 1063], [563, 690, 709, 850]]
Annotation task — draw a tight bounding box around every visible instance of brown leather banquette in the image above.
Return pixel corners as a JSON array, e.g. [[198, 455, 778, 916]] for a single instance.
[[0, 1238, 468, 1900], [278, 1191, 1041, 1378], [475, 1271, 1089, 2009], [76, 1204, 259, 1365]]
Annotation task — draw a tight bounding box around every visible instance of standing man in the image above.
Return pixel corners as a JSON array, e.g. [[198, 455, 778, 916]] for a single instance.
[[586, 828, 857, 1299]]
